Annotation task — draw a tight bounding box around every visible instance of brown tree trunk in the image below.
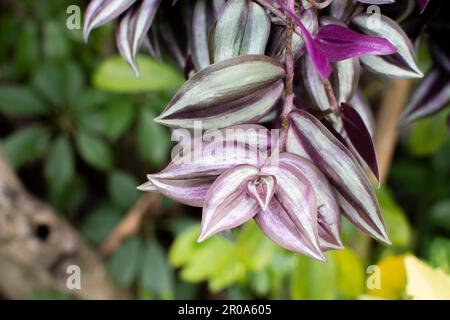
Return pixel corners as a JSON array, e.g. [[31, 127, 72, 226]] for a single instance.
[[0, 150, 130, 300]]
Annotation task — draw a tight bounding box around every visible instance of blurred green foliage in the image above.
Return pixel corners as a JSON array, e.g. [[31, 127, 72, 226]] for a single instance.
[[0, 0, 448, 300]]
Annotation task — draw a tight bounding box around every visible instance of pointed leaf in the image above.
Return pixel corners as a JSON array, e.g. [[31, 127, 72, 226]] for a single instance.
[[399, 68, 450, 126], [131, 0, 160, 58], [142, 124, 270, 206], [316, 24, 397, 62], [198, 165, 260, 241], [83, 0, 137, 42], [418, 0, 430, 13], [246, 175, 276, 211], [287, 110, 390, 244], [190, 0, 213, 71], [278, 153, 342, 250], [116, 10, 139, 76], [352, 13, 423, 78], [155, 55, 285, 129], [351, 91, 375, 137], [255, 197, 325, 261], [261, 161, 322, 256], [341, 103, 380, 181], [275, 0, 331, 79]]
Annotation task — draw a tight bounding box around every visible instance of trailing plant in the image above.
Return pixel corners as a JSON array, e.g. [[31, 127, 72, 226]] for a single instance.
[[82, 0, 427, 261]]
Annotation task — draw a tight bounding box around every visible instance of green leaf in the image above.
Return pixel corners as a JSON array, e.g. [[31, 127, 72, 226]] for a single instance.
[[427, 237, 450, 274], [180, 237, 236, 283], [64, 62, 85, 108], [75, 130, 114, 171], [3, 125, 50, 169], [32, 63, 65, 107], [108, 171, 139, 209], [138, 108, 170, 167], [335, 248, 364, 299], [78, 111, 105, 135], [0, 86, 46, 116], [104, 99, 135, 141], [430, 200, 450, 232], [236, 221, 276, 271], [208, 249, 245, 292], [14, 21, 39, 74], [408, 108, 450, 156], [248, 269, 271, 297], [376, 187, 412, 248], [93, 55, 183, 93], [77, 89, 111, 113], [45, 135, 74, 200], [81, 203, 122, 246], [43, 20, 69, 61], [108, 236, 142, 287], [290, 252, 337, 300], [169, 225, 201, 268], [51, 175, 87, 215], [140, 241, 174, 299]]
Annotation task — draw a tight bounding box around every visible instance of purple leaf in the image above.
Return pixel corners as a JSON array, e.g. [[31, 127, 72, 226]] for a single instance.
[[190, 0, 212, 71], [340, 103, 380, 182], [315, 24, 397, 62], [277, 153, 343, 250], [351, 91, 375, 137], [255, 197, 325, 261], [155, 55, 285, 129], [418, 0, 430, 13], [138, 124, 271, 206], [351, 13, 423, 78], [116, 10, 138, 76], [147, 176, 216, 207], [399, 68, 450, 126], [83, 0, 137, 42], [287, 110, 390, 245], [275, 1, 396, 79], [321, 117, 349, 148], [275, 0, 331, 79], [130, 0, 161, 59], [246, 175, 276, 211], [261, 161, 322, 256], [213, 0, 271, 63], [198, 165, 260, 241]]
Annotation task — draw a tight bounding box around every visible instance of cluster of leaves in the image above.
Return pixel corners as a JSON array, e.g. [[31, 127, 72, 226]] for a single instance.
[[81, 0, 429, 260], [0, 0, 448, 300]]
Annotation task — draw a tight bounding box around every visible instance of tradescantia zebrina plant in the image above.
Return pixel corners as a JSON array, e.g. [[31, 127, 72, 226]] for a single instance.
[[84, 0, 423, 261]]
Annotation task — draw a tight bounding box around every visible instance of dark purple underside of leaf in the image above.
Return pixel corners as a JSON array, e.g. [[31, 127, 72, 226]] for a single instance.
[[340, 103, 379, 181]]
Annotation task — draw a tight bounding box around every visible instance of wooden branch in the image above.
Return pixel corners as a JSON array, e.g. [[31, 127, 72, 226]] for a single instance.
[[0, 150, 130, 300], [100, 193, 162, 257], [374, 79, 412, 185]]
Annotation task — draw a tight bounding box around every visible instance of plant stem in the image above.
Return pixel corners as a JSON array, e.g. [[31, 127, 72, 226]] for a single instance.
[[275, 0, 296, 153], [323, 78, 340, 114]]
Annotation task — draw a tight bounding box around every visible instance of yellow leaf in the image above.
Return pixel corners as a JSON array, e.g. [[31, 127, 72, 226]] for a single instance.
[[367, 255, 406, 300], [335, 248, 364, 299], [404, 255, 450, 300]]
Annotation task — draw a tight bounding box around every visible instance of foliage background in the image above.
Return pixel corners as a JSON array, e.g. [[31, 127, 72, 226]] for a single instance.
[[0, 0, 449, 300]]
